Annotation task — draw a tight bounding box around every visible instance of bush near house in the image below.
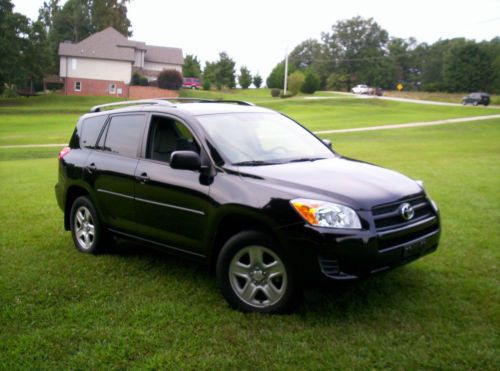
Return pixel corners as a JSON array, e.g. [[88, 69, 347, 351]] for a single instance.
[[157, 69, 183, 90], [131, 72, 149, 86]]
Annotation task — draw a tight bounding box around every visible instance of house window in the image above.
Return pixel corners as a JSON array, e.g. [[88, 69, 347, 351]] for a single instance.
[[74, 81, 81, 91], [109, 83, 116, 94]]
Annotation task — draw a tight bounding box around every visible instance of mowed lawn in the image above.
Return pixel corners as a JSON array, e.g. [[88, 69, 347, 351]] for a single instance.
[[0, 94, 499, 369], [1, 91, 500, 147]]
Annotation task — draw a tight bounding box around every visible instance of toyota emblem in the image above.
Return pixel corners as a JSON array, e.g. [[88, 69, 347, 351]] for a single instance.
[[400, 203, 415, 220]]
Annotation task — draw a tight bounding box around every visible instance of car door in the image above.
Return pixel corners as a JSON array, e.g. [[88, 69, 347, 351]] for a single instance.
[[134, 114, 212, 256], [86, 113, 147, 233]]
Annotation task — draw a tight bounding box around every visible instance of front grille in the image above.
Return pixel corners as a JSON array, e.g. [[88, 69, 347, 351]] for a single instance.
[[372, 195, 439, 252], [372, 195, 434, 231]]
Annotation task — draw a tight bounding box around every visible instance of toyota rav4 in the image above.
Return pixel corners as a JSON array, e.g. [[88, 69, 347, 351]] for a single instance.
[[55, 98, 440, 313]]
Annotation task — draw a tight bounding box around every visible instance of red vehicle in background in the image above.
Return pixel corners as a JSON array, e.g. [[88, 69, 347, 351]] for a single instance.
[[182, 77, 202, 90]]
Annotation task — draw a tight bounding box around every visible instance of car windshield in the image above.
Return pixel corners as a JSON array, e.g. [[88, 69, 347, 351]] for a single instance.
[[196, 112, 334, 165]]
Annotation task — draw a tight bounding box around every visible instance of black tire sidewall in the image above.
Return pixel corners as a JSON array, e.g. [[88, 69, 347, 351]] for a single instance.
[[69, 196, 104, 254], [216, 230, 300, 313]]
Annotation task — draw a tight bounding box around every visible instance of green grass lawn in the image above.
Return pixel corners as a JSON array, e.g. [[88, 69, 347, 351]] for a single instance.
[[0, 94, 499, 369], [1, 92, 499, 147]]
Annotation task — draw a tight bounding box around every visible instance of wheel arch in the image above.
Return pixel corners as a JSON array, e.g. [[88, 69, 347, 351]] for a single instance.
[[207, 209, 285, 275], [64, 185, 91, 230]]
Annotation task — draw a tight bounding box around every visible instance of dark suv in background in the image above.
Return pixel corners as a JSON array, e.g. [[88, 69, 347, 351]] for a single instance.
[[55, 98, 440, 313], [462, 92, 490, 106]]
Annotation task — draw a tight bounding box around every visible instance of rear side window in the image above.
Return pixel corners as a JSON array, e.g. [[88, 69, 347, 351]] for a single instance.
[[80, 115, 108, 149], [102, 114, 147, 157]]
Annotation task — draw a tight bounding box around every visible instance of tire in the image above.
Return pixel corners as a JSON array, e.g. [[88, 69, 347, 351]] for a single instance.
[[69, 196, 107, 254], [216, 230, 301, 313], [191, 86, 196, 90], [473, 101, 478, 106]]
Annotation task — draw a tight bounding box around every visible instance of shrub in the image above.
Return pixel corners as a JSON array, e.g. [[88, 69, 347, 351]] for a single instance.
[[157, 69, 183, 90], [131, 72, 150, 86], [326, 73, 350, 91], [2, 85, 18, 98], [280, 91, 294, 99], [271, 88, 281, 97], [253, 74, 262, 89], [203, 81, 211, 90], [131, 72, 142, 86], [301, 70, 321, 94], [287, 71, 305, 96]]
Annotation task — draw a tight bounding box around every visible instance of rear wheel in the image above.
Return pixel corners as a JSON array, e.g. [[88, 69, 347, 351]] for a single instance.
[[70, 196, 107, 254], [216, 231, 301, 313]]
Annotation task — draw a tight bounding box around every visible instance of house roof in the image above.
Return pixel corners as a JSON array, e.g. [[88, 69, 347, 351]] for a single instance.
[[58, 27, 183, 65]]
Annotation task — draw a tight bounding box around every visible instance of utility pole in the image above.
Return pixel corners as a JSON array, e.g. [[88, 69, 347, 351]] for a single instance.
[[283, 47, 288, 95]]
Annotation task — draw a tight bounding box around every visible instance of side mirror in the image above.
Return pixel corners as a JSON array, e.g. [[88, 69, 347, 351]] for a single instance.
[[322, 139, 332, 149], [170, 151, 201, 171]]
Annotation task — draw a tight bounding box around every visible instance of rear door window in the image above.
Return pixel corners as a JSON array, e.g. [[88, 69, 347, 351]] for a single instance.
[[80, 115, 108, 149], [102, 114, 147, 157]]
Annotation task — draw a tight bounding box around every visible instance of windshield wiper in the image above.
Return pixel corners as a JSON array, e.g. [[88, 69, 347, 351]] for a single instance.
[[285, 157, 327, 163], [232, 160, 278, 166]]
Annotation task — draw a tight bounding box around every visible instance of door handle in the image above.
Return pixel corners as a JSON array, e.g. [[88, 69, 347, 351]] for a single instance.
[[136, 172, 150, 183], [86, 163, 97, 173]]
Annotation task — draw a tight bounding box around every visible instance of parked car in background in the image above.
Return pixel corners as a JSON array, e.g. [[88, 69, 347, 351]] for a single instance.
[[462, 92, 490, 106], [351, 84, 370, 94], [182, 77, 202, 90], [367, 87, 384, 96]]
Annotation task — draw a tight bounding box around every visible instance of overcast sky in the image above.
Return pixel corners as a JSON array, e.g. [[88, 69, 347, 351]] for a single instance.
[[12, 0, 500, 79]]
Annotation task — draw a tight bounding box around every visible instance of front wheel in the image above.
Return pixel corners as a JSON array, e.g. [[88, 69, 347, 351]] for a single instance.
[[216, 231, 301, 313], [70, 196, 107, 254]]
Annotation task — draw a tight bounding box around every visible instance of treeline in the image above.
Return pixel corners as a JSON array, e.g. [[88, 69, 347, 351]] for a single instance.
[[0, 0, 131, 94], [267, 16, 500, 93], [183, 53, 262, 90]]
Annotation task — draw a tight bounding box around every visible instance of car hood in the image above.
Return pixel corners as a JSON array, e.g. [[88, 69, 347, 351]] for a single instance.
[[236, 157, 422, 210]]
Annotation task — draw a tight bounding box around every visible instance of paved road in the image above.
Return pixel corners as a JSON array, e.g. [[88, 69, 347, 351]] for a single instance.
[[329, 91, 500, 108], [313, 114, 500, 134]]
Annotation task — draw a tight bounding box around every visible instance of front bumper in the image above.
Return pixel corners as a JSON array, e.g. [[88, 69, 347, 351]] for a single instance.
[[279, 207, 440, 282]]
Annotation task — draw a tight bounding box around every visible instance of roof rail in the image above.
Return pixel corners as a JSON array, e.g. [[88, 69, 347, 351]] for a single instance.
[[89, 99, 175, 113], [157, 98, 255, 106]]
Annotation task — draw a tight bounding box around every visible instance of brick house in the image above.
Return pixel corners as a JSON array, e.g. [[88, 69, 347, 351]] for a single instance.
[[58, 27, 183, 97]]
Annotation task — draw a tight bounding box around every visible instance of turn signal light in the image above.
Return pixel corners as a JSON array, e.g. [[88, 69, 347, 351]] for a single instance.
[[58, 147, 71, 159]]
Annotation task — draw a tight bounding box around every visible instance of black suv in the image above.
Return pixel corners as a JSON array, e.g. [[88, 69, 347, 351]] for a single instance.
[[55, 98, 440, 313], [462, 92, 490, 106]]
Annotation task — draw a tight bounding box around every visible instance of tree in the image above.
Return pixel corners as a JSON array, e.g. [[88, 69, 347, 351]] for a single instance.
[[37, 0, 133, 74], [266, 62, 286, 89], [301, 69, 320, 94], [214, 52, 235, 90], [326, 72, 350, 91], [443, 41, 492, 92], [253, 74, 262, 88], [91, 0, 131, 36], [322, 16, 391, 88], [0, 0, 51, 93], [157, 69, 183, 90], [202, 61, 217, 85], [238, 66, 252, 89], [287, 70, 305, 96], [183, 54, 201, 78]]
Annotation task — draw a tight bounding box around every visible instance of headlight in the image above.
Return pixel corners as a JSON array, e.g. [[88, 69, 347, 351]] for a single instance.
[[290, 198, 362, 229]]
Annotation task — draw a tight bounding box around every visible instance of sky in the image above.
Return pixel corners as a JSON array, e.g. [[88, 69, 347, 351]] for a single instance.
[[12, 0, 500, 80]]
